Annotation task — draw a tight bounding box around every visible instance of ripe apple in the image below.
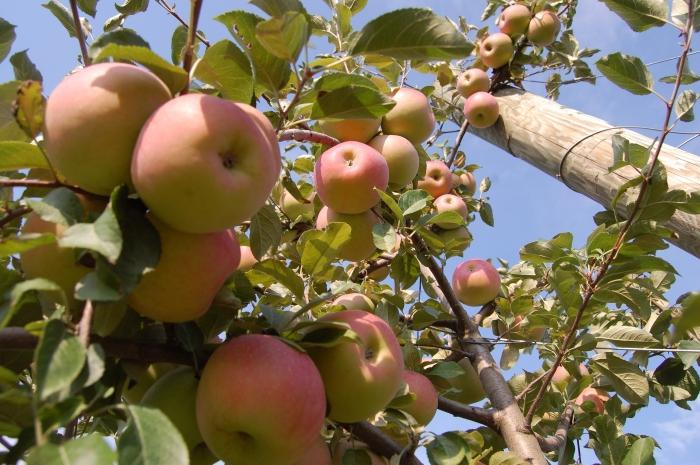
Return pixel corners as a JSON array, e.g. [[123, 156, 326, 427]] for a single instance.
[[309, 310, 404, 422], [131, 93, 281, 233], [497, 4, 531, 36], [332, 292, 375, 312], [417, 160, 452, 198], [527, 10, 561, 46], [367, 134, 419, 188], [460, 172, 477, 196], [280, 190, 315, 222], [456, 68, 490, 98], [196, 334, 326, 465], [43, 63, 171, 195], [381, 87, 436, 144], [574, 387, 609, 414], [128, 217, 240, 323], [434, 194, 468, 230], [236, 103, 282, 175], [237, 245, 258, 272], [318, 118, 381, 143], [401, 371, 438, 426], [292, 437, 332, 465], [332, 439, 388, 465], [442, 358, 486, 405], [479, 33, 514, 69], [452, 259, 501, 306], [437, 227, 472, 252], [464, 92, 500, 129], [314, 141, 389, 214], [552, 363, 590, 391], [316, 206, 379, 262]]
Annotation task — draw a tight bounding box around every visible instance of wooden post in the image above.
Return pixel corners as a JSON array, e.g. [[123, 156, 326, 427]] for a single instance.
[[468, 87, 700, 258]]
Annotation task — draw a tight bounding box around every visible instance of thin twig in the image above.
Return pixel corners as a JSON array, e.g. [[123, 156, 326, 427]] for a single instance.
[[0, 206, 32, 229], [446, 119, 470, 168], [181, 0, 205, 94], [155, 0, 210, 47], [68, 0, 91, 66], [278, 129, 340, 147], [0, 178, 104, 197], [514, 370, 551, 403], [77, 300, 94, 347], [278, 67, 314, 129]]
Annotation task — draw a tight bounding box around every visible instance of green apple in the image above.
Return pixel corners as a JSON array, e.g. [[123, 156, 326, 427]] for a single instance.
[[479, 33, 514, 69], [452, 259, 501, 306], [527, 10, 561, 46], [280, 190, 315, 222], [463, 92, 500, 128], [122, 362, 177, 404], [318, 118, 381, 143], [434, 194, 468, 230], [443, 359, 486, 405], [460, 172, 477, 196], [401, 371, 438, 426], [381, 88, 435, 144], [316, 206, 380, 262], [497, 4, 531, 36], [417, 160, 452, 198], [367, 134, 419, 188], [456, 68, 490, 98], [332, 293, 375, 311]]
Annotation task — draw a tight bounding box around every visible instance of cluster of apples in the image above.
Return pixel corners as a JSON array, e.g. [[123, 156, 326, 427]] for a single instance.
[[457, 4, 561, 128], [552, 364, 610, 414]]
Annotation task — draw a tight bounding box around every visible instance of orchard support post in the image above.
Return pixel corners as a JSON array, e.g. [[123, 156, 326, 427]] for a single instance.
[[468, 87, 700, 257]]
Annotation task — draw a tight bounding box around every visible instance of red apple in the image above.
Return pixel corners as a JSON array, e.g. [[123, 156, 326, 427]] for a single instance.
[[497, 4, 531, 36], [314, 141, 389, 214], [528, 10, 561, 46], [574, 387, 609, 414], [479, 33, 514, 69], [316, 206, 379, 262], [464, 92, 500, 129], [434, 194, 468, 230], [237, 245, 258, 272], [452, 259, 501, 306], [319, 118, 381, 143], [381, 88, 435, 144], [460, 172, 477, 196], [456, 68, 491, 98], [401, 371, 438, 426], [367, 134, 419, 188], [292, 437, 332, 465], [332, 293, 375, 312], [131, 93, 280, 233], [417, 160, 452, 198], [196, 335, 326, 465]]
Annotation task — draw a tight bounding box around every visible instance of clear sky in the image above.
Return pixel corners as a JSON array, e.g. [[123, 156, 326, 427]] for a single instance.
[[2, 1, 699, 464]]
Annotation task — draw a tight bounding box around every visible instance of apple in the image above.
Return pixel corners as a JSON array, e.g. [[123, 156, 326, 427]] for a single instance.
[[527, 10, 561, 46], [236, 103, 282, 175], [401, 371, 438, 426], [280, 190, 315, 222], [442, 358, 486, 405], [437, 227, 472, 252], [318, 118, 381, 143], [309, 310, 404, 422], [332, 439, 388, 465], [452, 259, 501, 306], [460, 172, 477, 196], [497, 4, 531, 36], [314, 141, 389, 214], [381, 87, 436, 144], [196, 334, 326, 465], [131, 93, 281, 233], [552, 363, 590, 391], [122, 362, 177, 404], [456, 68, 491, 98], [464, 92, 500, 129], [367, 134, 419, 188], [479, 33, 514, 69], [292, 437, 332, 465], [332, 292, 375, 312], [43, 63, 171, 195], [128, 217, 240, 323], [494, 315, 545, 341], [316, 206, 380, 262], [190, 444, 219, 465], [417, 160, 452, 198], [237, 245, 258, 272], [434, 194, 468, 230], [574, 387, 609, 414], [451, 173, 462, 189]]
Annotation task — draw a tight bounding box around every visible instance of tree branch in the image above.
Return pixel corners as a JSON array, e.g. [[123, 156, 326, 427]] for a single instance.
[[536, 404, 574, 452], [0, 206, 31, 229], [437, 397, 498, 431], [278, 129, 339, 147], [339, 422, 423, 465], [155, 0, 210, 47], [68, 0, 91, 66], [472, 301, 496, 327], [181, 0, 205, 94], [77, 300, 94, 347], [0, 178, 105, 198]]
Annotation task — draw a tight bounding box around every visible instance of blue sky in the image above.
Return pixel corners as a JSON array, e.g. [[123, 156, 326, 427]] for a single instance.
[[2, 1, 699, 464]]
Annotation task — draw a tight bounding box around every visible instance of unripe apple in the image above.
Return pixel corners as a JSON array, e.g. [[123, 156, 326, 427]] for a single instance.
[[574, 387, 609, 414], [442, 359, 486, 405], [527, 10, 561, 46], [132, 93, 281, 233], [437, 227, 472, 252], [196, 335, 326, 465], [381, 88, 435, 144], [316, 206, 379, 262], [280, 190, 315, 222], [128, 217, 240, 323], [314, 141, 389, 214], [417, 160, 452, 198], [479, 33, 514, 69], [464, 92, 500, 129], [452, 259, 501, 306], [122, 362, 177, 404], [401, 371, 438, 425], [332, 439, 388, 465], [332, 292, 375, 311], [367, 134, 419, 188], [237, 245, 258, 272], [497, 4, 531, 36], [43, 63, 171, 195], [292, 437, 332, 465], [456, 68, 491, 98], [309, 310, 404, 422], [552, 363, 590, 390], [451, 173, 461, 189], [434, 194, 468, 230], [460, 172, 477, 196], [319, 118, 381, 143]]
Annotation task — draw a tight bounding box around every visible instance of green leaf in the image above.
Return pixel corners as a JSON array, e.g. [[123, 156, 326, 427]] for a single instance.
[[675, 292, 700, 333], [60, 195, 123, 264], [26, 187, 84, 226], [314, 72, 377, 93], [249, 259, 305, 300], [250, 204, 283, 260], [479, 201, 494, 227], [118, 405, 188, 465], [660, 61, 700, 84], [10, 50, 42, 82], [597, 326, 660, 348], [0, 141, 49, 170], [621, 437, 656, 465], [0, 18, 16, 64], [170, 25, 187, 64], [426, 361, 464, 380], [596, 53, 654, 95], [591, 353, 649, 405], [0, 81, 28, 141], [372, 223, 397, 252], [27, 434, 116, 465], [78, 0, 98, 17], [0, 278, 64, 328], [193, 40, 254, 103], [94, 44, 187, 95], [255, 11, 309, 62], [399, 189, 430, 215], [250, 0, 307, 17], [310, 86, 395, 119], [300, 222, 351, 275], [376, 189, 402, 221], [13, 80, 46, 139], [35, 319, 87, 400], [598, 0, 668, 32], [115, 0, 149, 16], [89, 28, 150, 59], [351, 8, 474, 60], [672, 0, 700, 31], [0, 234, 56, 258], [653, 357, 685, 386], [610, 135, 650, 172], [42, 0, 81, 38], [675, 89, 696, 122], [341, 448, 372, 465], [426, 431, 469, 465]]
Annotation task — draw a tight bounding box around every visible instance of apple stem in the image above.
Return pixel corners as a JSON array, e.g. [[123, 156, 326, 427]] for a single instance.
[[68, 0, 91, 66], [181, 0, 205, 94]]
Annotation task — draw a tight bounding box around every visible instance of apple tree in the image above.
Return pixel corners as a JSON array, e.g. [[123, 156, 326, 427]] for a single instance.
[[0, 0, 698, 465]]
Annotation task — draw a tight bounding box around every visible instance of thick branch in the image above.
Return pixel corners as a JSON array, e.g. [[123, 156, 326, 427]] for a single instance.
[[278, 129, 339, 147], [473, 301, 496, 327], [536, 404, 574, 453], [437, 397, 497, 431], [68, 0, 91, 66], [339, 422, 423, 465]]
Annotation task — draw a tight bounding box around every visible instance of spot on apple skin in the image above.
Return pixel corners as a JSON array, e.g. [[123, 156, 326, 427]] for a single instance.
[[220, 153, 235, 169]]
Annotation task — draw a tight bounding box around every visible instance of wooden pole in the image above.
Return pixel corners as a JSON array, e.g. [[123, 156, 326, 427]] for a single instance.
[[468, 87, 700, 258]]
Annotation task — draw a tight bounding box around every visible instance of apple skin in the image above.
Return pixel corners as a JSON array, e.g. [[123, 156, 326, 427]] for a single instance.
[[451, 173, 461, 189], [189, 444, 219, 465], [417, 160, 452, 198], [291, 437, 332, 465], [464, 92, 500, 129], [367, 135, 419, 188], [309, 310, 404, 423], [479, 33, 514, 69], [236, 103, 282, 176], [552, 363, 590, 390], [527, 10, 561, 46], [332, 439, 388, 465], [434, 194, 468, 230], [574, 387, 609, 414], [460, 172, 477, 196], [128, 217, 240, 323], [332, 292, 375, 312], [442, 359, 486, 405], [131, 93, 281, 233], [452, 259, 501, 306], [314, 141, 389, 214], [316, 206, 379, 262], [497, 4, 531, 36], [237, 245, 258, 272], [43, 63, 171, 195], [196, 334, 326, 465], [456, 68, 491, 98], [381, 88, 436, 144], [318, 118, 381, 143], [280, 191, 315, 222], [401, 371, 438, 426], [122, 362, 177, 404]]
